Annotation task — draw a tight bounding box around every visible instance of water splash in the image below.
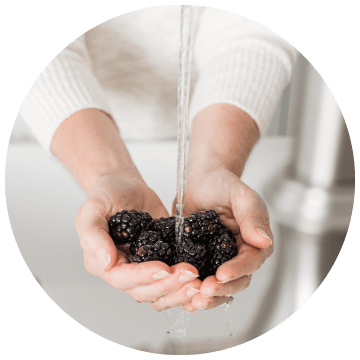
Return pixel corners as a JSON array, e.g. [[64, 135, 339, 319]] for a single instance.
[[175, 5, 195, 244], [222, 298, 235, 341], [164, 306, 190, 343]]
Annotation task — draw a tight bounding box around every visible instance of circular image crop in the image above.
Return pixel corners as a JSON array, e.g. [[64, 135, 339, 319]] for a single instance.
[[5, 5, 355, 355]]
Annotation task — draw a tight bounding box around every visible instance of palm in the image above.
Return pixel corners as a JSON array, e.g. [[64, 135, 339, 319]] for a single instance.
[[174, 169, 246, 238], [171, 168, 274, 311], [89, 173, 167, 221]]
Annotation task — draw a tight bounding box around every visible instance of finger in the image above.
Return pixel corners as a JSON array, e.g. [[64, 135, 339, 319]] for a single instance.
[[76, 200, 118, 272], [231, 185, 273, 249], [199, 274, 252, 297], [215, 242, 273, 283], [125, 263, 199, 303], [107, 260, 173, 290], [150, 279, 202, 312], [191, 293, 229, 310], [183, 302, 197, 314], [84, 252, 100, 276]]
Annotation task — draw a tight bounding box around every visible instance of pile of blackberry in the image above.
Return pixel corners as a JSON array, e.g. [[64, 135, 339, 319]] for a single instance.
[[108, 209, 238, 279]]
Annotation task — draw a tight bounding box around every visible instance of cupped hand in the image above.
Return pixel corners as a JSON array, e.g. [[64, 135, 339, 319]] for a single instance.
[[173, 168, 274, 312], [75, 171, 201, 308]]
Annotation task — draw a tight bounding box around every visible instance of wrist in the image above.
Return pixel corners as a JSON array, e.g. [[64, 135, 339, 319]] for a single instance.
[[51, 108, 142, 193], [187, 104, 259, 180], [90, 169, 147, 193], [82, 164, 144, 194]]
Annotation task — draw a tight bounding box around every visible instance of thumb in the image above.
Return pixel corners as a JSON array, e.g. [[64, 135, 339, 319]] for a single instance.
[[76, 202, 118, 272], [231, 185, 273, 249]]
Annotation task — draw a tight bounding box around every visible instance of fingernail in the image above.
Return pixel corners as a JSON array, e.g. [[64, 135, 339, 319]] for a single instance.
[[195, 304, 207, 310], [217, 277, 235, 284], [203, 290, 216, 297], [256, 228, 272, 244], [186, 308, 197, 314], [97, 248, 111, 270], [179, 271, 199, 284], [152, 270, 172, 280], [186, 287, 200, 298]]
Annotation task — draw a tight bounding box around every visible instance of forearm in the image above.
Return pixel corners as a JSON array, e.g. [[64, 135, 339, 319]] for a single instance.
[[51, 108, 143, 193], [187, 103, 260, 180]]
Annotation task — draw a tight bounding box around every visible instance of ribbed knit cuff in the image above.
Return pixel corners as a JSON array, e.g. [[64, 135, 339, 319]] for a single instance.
[[19, 43, 112, 151], [189, 39, 295, 135]]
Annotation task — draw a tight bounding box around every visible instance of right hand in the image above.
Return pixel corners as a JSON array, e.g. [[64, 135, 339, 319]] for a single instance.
[[75, 171, 201, 306]]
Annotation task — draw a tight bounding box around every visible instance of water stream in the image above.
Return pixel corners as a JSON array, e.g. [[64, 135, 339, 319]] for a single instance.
[[164, 306, 190, 343], [164, 5, 195, 347], [174, 4, 195, 245], [222, 299, 235, 341], [165, 5, 234, 349]]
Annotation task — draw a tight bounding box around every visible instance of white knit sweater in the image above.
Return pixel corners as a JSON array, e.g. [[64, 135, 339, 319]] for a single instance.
[[19, 6, 297, 150]]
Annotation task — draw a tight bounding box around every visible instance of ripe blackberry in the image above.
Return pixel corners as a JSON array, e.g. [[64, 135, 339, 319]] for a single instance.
[[108, 210, 153, 245], [173, 239, 207, 273], [205, 233, 238, 276], [153, 216, 175, 241], [182, 210, 221, 243], [130, 230, 173, 265]]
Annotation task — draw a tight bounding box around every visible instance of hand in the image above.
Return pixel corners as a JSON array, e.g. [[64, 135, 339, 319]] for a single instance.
[[75, 171, 201, 307], [174, 168, 273, 312]]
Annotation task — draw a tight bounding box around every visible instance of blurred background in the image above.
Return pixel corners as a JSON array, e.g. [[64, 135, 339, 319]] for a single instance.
[[5, 53, 355, 354]]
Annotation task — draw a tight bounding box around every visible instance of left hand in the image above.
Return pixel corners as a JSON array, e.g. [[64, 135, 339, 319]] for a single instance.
[[173, 168, 274, 312]]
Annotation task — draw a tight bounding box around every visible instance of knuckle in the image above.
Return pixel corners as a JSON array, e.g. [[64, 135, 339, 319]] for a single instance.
[[75, 207, 83, 225], [254, 258, 262, 272], [249, 212, 267, 227], [269, 245, 274, 256], [210, 282, 222, 294], [79, 233, 91, 252], [153, 297, 167, 311], [83, 257, 91, 272], [75, 203, 90, 233], [75, 204, 84, 226], [246, 193, 270, 224], [79, 235, 87, 251], [243, 275, 252, 290], [133, 295, 147, 303], [151, 303, 165, 312], [109, 272, 125, 291], [83, 254, 97, 275]]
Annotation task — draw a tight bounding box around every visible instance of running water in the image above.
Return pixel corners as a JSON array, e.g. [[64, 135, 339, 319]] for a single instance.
[[165, 6, 235, 348], [222, 299, 235, 341], [175, 5, 195, 245], [164, 306, 190, 344], [164, 5, 195, 347]]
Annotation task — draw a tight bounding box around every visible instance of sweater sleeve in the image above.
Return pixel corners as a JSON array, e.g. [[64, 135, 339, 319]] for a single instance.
[[189, 8, 297, 134], [19, 34, 112, 151]]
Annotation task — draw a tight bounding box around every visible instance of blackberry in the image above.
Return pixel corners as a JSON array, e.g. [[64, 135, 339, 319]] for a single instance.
[[182, 210, 221, 243], [107, 209, 239, 281], [173, 239, 207, 273], [108, 210, 153, 245], [130, 230, 173, 265], [205, 233, 238, 276], [153, 216, 175, 242]]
